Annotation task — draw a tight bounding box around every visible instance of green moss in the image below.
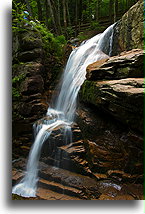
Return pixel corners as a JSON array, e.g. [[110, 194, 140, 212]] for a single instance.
[[12, 87, 21, 98], [81, 80, 97, 104], [12, 194, 39, 200], [34, 23, 66, 61], [12, 73, 26, 84], [12, 73, 26, 100], [12, 194, 25, 200]]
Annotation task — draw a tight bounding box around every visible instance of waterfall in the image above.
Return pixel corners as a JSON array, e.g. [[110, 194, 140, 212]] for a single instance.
[[12, 23, 115, 198]]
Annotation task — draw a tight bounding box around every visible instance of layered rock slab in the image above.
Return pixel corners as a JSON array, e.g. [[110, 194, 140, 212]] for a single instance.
[[86, 49, 143, 80], [77, 104, 143, 180], [80, 78, 143, 133]]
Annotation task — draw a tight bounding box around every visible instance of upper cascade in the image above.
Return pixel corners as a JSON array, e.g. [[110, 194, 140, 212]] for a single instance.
[[48, 23, 115, 122]]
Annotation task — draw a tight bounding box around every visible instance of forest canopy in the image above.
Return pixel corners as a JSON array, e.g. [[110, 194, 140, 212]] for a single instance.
[[13, 0, 138, 38]]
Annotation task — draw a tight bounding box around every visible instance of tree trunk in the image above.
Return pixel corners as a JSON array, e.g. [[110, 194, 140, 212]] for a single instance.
[[51, 0, 62, 34], [75, 0, 78, 36], [66, 0, 71, 26], [62, 0, 67, 29], [36, 0, 43, 21], [109, 0, 114, 23], [114, 0, 118, 22], [57, 0, 62, 31], [45, 0, 49, 28], [78, 0, 82, 27], [47, 0, 58, 34], [96, 0, 100, 22]]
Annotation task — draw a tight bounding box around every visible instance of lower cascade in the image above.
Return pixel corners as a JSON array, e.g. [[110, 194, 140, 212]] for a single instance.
[[12, 23, 115, 197]]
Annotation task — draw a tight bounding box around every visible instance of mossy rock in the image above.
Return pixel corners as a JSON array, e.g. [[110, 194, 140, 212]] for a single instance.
[[19, 30, 43, 51]]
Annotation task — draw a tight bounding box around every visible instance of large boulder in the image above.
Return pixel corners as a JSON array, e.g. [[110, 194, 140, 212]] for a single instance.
[[112, 0, 143, 55], [12, 30, 43, 63]]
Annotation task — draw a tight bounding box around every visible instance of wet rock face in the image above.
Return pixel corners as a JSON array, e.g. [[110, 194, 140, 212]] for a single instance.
[[36, 120, 90, 176], [80, 49, 144, 133], [112, 0, 143, 55], [77, 104, 143, 182], [12, 158, 143, 200]]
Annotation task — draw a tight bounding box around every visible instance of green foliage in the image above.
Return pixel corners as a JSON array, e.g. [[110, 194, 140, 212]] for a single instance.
[[77, 32, 89, 42], [29, 0, 38, 19], [34, 23, 66, 59], [90, 21, 100, 30], [12, 73, 26, 84], [66, 27, 75, 38], [12, 0, 67, 60], [12, 73, 26, 99], [12, 1, 27, 33], [12, 87, 20, 98]]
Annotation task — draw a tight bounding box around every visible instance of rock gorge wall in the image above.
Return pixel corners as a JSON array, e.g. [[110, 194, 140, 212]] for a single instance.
[[12, 29, 63, 158], [78, 50, 144, 182], [78, 0, 144, 187]]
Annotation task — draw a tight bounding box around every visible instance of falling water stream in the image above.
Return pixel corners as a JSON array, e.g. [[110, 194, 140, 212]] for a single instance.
[[12, 23, 115, 197]]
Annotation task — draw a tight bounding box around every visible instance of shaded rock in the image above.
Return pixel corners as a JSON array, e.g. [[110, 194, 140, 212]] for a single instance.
[[22, 93, 42, 102], [19, 30, 43, 51], [12, 62, 44, 78], [20, 75, 44, 95], [86, 49, 143, 80], [107, 170, 143, 183], [80, 78, 144, 132], [77, 103, 143, 181], [97, 181, 143, 200], [12, 28, 63, 162], [17, 48, 43, 62], [19, 102, 47, 117]]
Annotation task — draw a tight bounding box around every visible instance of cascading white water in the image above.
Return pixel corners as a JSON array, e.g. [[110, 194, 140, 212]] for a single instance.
[[12, 23, 115, 197]]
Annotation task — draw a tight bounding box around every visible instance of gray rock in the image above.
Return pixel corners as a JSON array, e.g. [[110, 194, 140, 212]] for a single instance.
[[112, 0, 143, 55]]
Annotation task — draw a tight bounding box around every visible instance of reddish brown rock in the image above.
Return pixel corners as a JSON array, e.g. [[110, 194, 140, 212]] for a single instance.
[[86, 49, 143, 81], [80, 78, 144, 133], [20, 75, 44, 95], [77, 103, 143, 181]]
